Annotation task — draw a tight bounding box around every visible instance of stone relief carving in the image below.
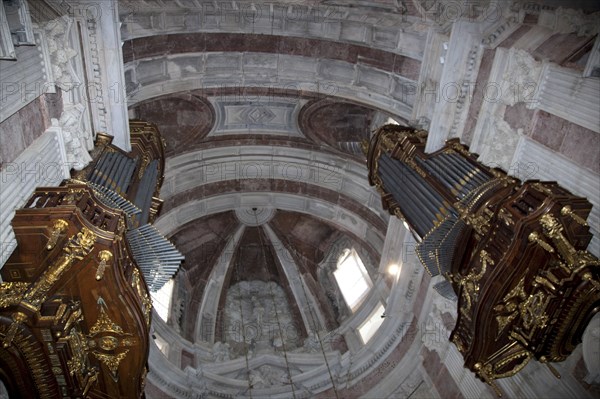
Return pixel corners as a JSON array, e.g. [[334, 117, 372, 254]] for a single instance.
[[211, 341, 231, 362], [501, 48, 542, 107], [223, 280, 300, 358], [482, 13, 520, 48], [483, 118, 521, 172], [422, 291, 455, 355], [55, 104, 93, 170], [302, 331, 322, 353], [249, 365, 288, 388], [539, 8, 600, 36], [37, 16, 79, 90], [38, 16, 93, 170]]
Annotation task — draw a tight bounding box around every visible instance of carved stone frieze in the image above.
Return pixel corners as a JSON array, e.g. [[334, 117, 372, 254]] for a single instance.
[[54, 105, 93, 170], [501, 48, 542, 107], [37, 16, 78, 91], [539, 7, 600, 36]]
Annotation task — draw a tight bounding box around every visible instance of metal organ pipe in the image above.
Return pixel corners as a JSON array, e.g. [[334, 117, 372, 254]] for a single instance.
[[379, 157, 434, 236]]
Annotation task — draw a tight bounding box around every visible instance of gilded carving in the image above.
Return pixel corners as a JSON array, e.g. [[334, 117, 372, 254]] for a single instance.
[[82, 368, 99, 397], [89, 307, 126, 336], [0, 282, 29, 308], [473, 362, 502, 396], [494, 277, 527, 338], [406, 158, 427, 178], [54, 303, 68, 325], [450, 142, 472, 158], [46, 219, 69, 250], [98, 335, 119, 351], [519, 291, 550, 332], [380, 131, 399, 153], [452, 335, 466, 354], [455, 250, 494, 318], [87, 303, 133, 377], [63, 304, 83, 334], [92, 350, 129, 376], [528, 231, 554, 253], [498, 208, 514, 226], [0, 324, 57, 398], [24, 228, 96, 309], [131, 268, 152, 327], [492, 349, 533, 379], [540, 214, 599, 272], [138, 154, 151, 179], [140, 366, 148, 391], [455, 203, 490, 236], [360, 139, 369, 156], [560, 205, 588, 226], [60, 326, 90, 380], [2, 312, 28, 348], [532, 182, 553, 196], [95, 250, 113, 281]]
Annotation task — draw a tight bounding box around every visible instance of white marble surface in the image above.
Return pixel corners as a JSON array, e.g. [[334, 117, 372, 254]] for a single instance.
[[223, 280, 300, 358]]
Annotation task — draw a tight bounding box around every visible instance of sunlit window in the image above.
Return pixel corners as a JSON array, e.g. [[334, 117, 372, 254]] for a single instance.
[[153, 333, 170, 356], [151, 279, 174, 322], [333, 248, 372, 311], [358, 302, 386, 343]]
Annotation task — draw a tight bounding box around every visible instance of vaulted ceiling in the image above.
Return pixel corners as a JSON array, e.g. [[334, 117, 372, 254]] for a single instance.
[[120, 0, 409, 357], [114, 1, 600, 397]]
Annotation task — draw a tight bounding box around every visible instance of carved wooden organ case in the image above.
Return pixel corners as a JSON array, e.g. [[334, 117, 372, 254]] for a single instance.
[[0, 121, 183, 398], [366, 125, 600, 394]]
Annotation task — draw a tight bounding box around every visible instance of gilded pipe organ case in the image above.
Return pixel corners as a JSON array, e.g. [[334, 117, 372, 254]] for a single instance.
[[366, 124, 600, 395], [0, 121, 182, 398]]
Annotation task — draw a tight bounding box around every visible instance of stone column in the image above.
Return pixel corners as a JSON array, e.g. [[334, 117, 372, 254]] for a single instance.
[[62, 0, 131, 151], [533, 64, 600, 133], [0, 125, 70, 268], [425, 20, 484, 153]]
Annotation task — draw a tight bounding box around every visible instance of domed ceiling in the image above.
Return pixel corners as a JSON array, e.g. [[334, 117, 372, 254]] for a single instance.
[[119, 0, 425, 396]]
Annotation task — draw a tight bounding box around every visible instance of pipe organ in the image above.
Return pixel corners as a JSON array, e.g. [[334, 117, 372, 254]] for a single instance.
[[76, 121, 184, 292], [367, 125, 600, 394], [0, 121, 182, 398]]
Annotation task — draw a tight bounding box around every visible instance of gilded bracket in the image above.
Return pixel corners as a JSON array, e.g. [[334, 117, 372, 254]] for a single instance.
[[560, 205, 588, 226], [96, 250, 113, 281], [46, 219, 69, 250], [24, 228, 96, 310], [528, 232, 554, 253], [2, 312, 28, 348], [540, 214, 599, 272]]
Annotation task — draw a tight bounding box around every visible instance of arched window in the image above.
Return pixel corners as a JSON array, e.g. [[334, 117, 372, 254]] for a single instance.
[[333, 248, 372, 311], [358, 302, 386, 343]]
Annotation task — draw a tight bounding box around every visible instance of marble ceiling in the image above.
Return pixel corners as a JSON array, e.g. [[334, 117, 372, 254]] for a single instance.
[[120, 1, 408, 394]]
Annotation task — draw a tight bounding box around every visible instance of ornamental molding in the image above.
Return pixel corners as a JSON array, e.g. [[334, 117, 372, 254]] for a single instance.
[[54, 104, 93, 170], [500, 48, 542, 107], [538, 7, 600, 36], [37, 16, 79, 91]]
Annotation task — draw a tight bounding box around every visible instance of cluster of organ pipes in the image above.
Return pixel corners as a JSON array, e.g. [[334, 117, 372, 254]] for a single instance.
[[75, 122, 183, 292], [366, 124, 600, 392]]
